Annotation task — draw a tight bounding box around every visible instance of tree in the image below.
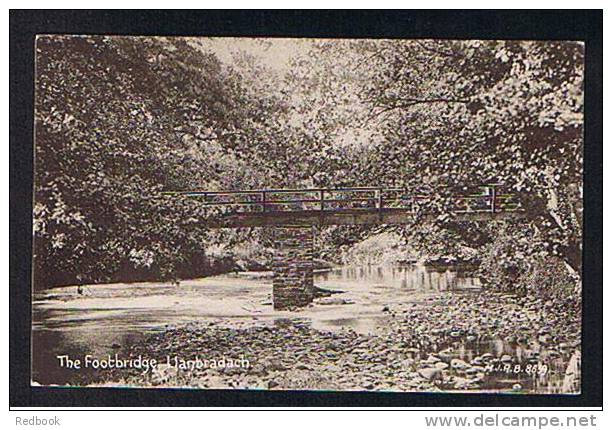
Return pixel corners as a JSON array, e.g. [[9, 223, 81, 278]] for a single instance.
[[33, 36, 293, 288], [359, 40, 583, 289]]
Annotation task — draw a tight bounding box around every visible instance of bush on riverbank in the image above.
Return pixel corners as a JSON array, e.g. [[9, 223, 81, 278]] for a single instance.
[[476, 220, 581, 299]]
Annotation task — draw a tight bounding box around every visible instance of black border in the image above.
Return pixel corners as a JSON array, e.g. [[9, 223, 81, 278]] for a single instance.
[[9, 9, 603, 408]]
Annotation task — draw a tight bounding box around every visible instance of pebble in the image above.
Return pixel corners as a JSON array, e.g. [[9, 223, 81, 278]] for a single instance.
[[418, 367, 442, 381], [451, 359, 469, 371], [100, 292, 579, 394], [434, 362, 449, 370]]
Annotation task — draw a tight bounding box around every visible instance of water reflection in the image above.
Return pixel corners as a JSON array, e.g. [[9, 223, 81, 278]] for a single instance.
[[429, 335, 573, 394], [313, 264, 574, 393], [315, 264, 481, 292]]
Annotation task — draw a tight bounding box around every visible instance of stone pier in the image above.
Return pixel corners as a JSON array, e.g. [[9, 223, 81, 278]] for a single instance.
[[272, 226, 315, 310]]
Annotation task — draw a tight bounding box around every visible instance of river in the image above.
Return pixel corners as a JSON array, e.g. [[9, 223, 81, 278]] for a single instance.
[[32, 264, 573, 392]]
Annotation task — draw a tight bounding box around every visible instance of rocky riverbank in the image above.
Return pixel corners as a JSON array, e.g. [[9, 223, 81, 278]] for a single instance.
[[94, 292, 580, 393]]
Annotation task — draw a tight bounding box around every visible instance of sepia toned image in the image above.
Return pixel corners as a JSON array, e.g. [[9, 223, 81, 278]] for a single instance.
[[32, 36, 583, 394]]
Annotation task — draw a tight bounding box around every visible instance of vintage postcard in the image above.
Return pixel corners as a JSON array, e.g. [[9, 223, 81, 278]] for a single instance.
[[32, 36, 583, 393]]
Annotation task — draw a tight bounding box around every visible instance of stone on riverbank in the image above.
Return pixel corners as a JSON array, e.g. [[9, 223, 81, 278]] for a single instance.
[[90, 291, 580, 394]]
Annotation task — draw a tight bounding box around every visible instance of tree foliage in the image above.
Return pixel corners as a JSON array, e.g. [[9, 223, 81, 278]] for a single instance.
[[358, 40, 583, 289], [33, 37, 584, 295], [34, 36, 288, 287]]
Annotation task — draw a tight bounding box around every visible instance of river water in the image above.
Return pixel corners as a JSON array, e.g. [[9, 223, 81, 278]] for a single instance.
[[31, 264, 571, 392]]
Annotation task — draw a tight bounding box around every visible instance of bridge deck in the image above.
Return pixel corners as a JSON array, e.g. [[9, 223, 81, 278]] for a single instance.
[[199, 207, 522, 228], [163, 185, 522, 227]]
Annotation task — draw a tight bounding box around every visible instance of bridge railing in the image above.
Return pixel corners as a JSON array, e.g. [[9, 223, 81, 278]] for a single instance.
[[162, 185, 521, 215]]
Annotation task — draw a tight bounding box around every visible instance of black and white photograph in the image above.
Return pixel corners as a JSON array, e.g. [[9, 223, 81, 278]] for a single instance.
[[29, 34, 586, 395]]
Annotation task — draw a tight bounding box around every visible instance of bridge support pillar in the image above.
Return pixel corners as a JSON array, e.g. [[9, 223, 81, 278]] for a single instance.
[[272, 226, 315, 310]]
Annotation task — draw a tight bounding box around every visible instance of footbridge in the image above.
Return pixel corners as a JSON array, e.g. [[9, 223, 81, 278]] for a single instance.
[[164, 185, 522, 310]]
